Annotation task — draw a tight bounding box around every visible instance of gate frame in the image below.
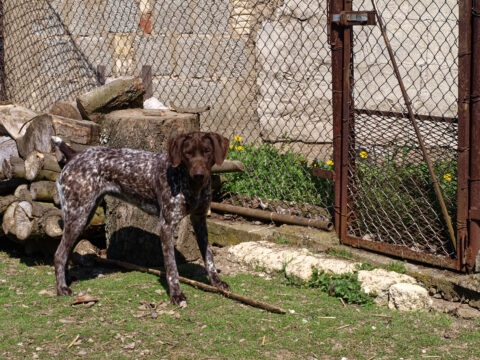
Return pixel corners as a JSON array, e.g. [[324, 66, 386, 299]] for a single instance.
[[330, 0, 478, 272]]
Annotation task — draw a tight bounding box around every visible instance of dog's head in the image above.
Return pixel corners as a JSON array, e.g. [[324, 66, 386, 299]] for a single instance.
[[167, 132, 229, 188]]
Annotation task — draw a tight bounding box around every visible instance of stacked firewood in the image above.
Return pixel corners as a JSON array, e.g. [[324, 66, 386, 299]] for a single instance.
[[0, 78, 145, 254]]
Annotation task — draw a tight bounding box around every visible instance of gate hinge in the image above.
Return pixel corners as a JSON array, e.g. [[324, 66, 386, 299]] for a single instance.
[[470, 208, 480, 221], [331, 11, 376, 26]]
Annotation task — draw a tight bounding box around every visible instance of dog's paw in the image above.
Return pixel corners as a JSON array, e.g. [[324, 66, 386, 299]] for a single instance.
[[213, 279, 231, 292], [57, 286, 74, 296], [170, 292, 188, 307]]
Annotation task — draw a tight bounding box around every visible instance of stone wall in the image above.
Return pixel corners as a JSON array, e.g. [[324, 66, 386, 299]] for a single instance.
[[2, 0, 459, 151]]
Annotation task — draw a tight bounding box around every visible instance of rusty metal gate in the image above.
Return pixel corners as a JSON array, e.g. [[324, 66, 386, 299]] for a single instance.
[[328, 0, 480, 271]]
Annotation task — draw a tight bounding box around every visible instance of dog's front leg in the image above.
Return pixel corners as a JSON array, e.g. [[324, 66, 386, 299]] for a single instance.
[[191, 214, 230, 291], [158, 219, 187, 306]]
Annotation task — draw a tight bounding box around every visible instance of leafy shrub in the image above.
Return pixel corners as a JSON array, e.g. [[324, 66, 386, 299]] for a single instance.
[[222, 137, 333, 207], [352, 145, 457, 246], [306, 268, 375, 305]]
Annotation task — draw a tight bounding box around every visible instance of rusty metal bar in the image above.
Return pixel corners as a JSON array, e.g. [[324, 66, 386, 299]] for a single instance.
[[371, 0, 457, 251], [343, 235, 460, 271], [210, 202, 333, 231], [354, 108, 458, 124], [330, 0, 345, 236], [470, 208, 480, 221], [312, 168, 334, 180], [467, 0, 480, 270], [340, 0, 353, 241], [457, 0, 473, 271], [0, 0, 6, 101]]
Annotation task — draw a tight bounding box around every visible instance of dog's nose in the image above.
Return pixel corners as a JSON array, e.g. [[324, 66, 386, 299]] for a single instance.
[[192, 169, 205, 180]]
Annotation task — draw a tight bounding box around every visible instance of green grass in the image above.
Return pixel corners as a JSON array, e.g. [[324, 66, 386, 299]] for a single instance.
[[1, 245, 480, 359]]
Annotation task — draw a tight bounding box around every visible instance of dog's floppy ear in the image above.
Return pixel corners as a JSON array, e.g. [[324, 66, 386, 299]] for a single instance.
[[167, 133, 187, 167], [207, 133, 230, 166]]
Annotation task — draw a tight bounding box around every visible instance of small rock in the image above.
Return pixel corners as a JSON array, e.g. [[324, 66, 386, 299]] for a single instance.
[[122, 342, 135, 350], [359, 269, 417, 306], [455, 305, 480, 319], [388, 283, 432, 311]]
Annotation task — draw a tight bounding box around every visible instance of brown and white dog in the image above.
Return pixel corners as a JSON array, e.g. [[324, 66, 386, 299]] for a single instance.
[[52, 132, 230, 306]]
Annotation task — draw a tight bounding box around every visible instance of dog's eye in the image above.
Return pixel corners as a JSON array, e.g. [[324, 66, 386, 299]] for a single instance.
[[204, 148, 211, 154]]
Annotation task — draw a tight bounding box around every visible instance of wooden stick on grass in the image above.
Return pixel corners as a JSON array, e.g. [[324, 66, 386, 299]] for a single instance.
[[94, 256, 287, 314]]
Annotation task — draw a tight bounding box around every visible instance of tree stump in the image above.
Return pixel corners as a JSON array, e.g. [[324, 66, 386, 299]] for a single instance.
[[102, 108, 201, 267]]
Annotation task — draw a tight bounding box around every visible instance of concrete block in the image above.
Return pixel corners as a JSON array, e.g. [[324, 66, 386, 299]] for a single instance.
[[174, 37, 213, 78], [65, 0, 106, 35], [192, 0, 229, 34], [76, 37, 113, 77], [134, 36, 172, 75], [31, 0, 66, 36], [105, 0, 139, 33], [214, 38, 248, 78], [152, 0, 191, 34]]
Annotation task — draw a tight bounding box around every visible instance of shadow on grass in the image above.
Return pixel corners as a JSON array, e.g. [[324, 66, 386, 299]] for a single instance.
[[0, 226, 214, 297]]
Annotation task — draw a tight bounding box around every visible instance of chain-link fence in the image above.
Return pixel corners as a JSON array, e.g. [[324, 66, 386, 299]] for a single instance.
[[346, 0, 459, 258], [0, 0, 468, 265], [1, 0, 335, 222]]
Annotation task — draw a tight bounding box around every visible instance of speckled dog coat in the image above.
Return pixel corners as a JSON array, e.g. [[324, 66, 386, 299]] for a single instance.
[[52, 132, 230, 306]]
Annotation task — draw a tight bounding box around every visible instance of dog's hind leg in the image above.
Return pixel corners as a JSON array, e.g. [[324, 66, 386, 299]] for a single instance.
[[54, 209, 92, 296]]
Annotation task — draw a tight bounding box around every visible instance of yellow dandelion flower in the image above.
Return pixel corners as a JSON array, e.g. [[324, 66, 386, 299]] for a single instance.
[[313, 163, 317, 168], [229, 144, 234, 149], [327, 160, 334, 166], [443, 173, 452, 181], [234, 136, 242, 142], [359, 151, 368, 159], [235, 145, 243, 151]]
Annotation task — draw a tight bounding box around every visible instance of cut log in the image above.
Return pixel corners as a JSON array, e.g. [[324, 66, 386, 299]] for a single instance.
[[30, 181, 60, 205], [212, 160, 245, 173], [76, 78, 145, 120], [14, 201, 36, 240], [102, 108, 199, 266], [0, 195, 16, 214], [49, 101, 82, 121], [24, 151, 45, 181], [0, 136, 19, 163], [13, 184, 32, 201], [2, 201, 19, 236], [0, 103, 37, 139], [2, 156, 60, 182], [15, 114, 55, 159], [101, 108, 199, 150], [44, 214, 63, 238], [50, 114, 101, 145], [13, 201, 62, 241]]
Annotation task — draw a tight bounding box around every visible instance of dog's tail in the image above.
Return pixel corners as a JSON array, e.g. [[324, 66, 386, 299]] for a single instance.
[[51, 136, 77, 164]]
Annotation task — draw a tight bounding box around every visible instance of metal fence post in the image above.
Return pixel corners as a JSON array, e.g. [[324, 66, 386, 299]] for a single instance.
[[457, 0, 473, 270], [468, 0, 480, 271], [330, 0, 345, 237], [0, 0, 6, 101]]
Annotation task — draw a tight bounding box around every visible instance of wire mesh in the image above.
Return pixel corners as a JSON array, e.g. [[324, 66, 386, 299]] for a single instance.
[[348, 0, 459, 257], [0, 0, 335, 221], [0, 0, 463, 260]]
